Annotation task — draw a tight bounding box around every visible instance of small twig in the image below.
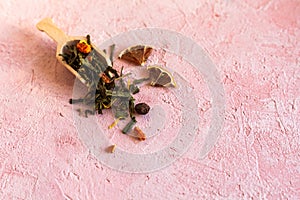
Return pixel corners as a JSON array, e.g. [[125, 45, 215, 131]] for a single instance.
[[110, 44, 115, 64]]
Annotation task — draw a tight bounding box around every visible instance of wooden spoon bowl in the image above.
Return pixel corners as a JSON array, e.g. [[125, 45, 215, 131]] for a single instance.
[[36, 18, 112, 85]]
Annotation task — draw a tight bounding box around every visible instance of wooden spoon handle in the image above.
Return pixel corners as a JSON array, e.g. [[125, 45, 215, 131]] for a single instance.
[[36, 18, 68, 44]]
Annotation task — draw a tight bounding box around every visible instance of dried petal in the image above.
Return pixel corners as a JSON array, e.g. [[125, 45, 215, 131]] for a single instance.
[[134, 126, 146, 141], [76, 40, 92, 54]]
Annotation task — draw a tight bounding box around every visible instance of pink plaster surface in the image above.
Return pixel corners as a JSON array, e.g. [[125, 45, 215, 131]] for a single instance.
[[0, 0, 299, 199]]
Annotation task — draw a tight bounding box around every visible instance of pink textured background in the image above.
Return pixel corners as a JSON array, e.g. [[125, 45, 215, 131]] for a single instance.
[[0, 0, 299, 199]]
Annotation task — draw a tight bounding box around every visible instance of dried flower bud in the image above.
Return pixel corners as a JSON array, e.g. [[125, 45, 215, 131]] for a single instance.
[[76, 40, 91, 54], [134, 103, 150, 115]]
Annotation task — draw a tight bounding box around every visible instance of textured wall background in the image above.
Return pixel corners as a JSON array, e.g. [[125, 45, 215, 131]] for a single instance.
[[0, 0, 299, 199]]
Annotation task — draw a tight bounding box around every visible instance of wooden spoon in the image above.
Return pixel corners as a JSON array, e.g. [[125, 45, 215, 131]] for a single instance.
[[36, 18, 112, 85]]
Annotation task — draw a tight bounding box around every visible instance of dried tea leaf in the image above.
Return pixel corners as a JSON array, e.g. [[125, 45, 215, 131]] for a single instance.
[[118, 45, 153, 66], [147, 65, 176, 87], [122, 117, 137, 134]]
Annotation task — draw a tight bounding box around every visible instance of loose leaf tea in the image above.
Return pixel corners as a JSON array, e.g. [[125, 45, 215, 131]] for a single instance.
[[63, 36, 154, 141], [59, 35, 178, 145], [147, 65, 177, 87], [59, 35, 111, 87], [37, 19, 182, 148], [122, 117, 137, 134], [118, 45, 153, 66]]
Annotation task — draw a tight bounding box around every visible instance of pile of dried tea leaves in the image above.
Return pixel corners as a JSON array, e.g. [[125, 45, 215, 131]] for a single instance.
[[60, 35, 113, 88], [60, 35, 176, 141]]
